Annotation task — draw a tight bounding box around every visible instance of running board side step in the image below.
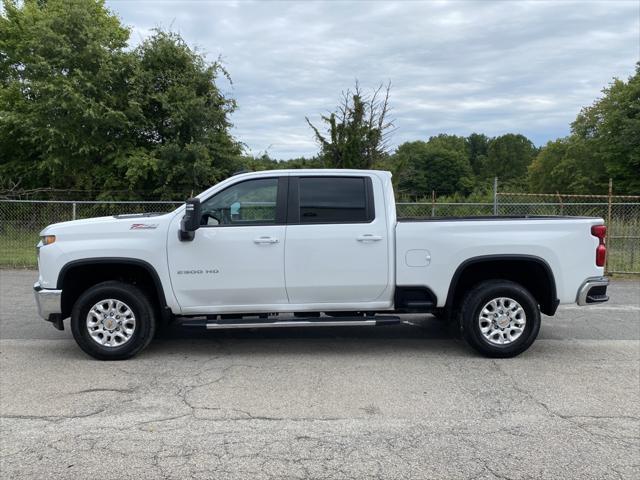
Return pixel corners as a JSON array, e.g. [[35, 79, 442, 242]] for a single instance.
[[181, 316, 401, 330]]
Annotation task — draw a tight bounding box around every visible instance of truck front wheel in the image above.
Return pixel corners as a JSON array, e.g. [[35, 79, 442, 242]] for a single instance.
[[70, 281, 156, 360], [459, 280, 541, 358]]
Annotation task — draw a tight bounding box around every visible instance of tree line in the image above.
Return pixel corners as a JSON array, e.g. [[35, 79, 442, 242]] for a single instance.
[[1, 0, 638, 201]]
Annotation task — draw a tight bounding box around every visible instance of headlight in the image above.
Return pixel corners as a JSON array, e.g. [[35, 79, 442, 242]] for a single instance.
[[40, 235, 56, 246]]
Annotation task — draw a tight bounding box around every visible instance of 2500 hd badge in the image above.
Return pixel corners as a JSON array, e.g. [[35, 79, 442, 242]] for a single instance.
[[177, 269, 220, 275]]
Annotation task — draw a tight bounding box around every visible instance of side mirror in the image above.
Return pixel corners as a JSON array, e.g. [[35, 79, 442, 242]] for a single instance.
[[179, 198, 201, 242]]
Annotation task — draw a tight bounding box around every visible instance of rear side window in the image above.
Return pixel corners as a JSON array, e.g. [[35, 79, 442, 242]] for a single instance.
[[298, 177, 372, 223]]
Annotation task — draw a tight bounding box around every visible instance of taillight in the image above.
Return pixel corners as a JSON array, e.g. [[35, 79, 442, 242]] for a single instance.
[[595, 245, 606, 267], [591, 225, 607, 267], [591, 225, 606, 239]]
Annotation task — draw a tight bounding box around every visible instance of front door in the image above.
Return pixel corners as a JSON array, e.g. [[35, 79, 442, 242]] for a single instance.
[[168, 176, 288, 313]]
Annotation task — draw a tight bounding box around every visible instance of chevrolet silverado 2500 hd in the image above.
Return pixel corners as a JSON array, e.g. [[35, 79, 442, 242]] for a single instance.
[[34, 169, 609, 360]]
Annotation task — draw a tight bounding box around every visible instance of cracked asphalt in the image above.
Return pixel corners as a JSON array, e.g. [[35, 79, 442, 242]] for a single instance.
[[1, 270, 639, 479]]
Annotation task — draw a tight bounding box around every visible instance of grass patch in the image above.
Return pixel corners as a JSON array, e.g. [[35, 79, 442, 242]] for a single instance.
[[0, 229, 39, 268]]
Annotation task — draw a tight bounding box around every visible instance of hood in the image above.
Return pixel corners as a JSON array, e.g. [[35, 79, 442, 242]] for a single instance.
[[39, 212, 173, 236]]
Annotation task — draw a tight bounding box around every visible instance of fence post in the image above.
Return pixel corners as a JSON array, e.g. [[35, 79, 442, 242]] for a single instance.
[[493, 177, 498, 215], [557, 192, 563, 216], [431, 190, 436, 217], [606, 178, 612, 274], [72, 202, 77, 220]]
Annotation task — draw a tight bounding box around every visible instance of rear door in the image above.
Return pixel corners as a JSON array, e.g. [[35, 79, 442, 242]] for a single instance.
[[284, 175, 390, 304]]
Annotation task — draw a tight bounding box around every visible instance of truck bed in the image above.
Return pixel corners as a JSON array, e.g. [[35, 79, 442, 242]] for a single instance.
[[395, 216, 604, 307]]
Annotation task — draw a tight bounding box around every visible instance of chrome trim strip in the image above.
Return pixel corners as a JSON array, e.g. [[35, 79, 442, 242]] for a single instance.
[[206, 320, 378, 330], [34, 282, 62, 320], [576, 276, 609, 306]]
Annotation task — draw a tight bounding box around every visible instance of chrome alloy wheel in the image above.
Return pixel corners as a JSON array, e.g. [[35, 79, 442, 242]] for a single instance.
[[86, 299, 136, 347], [478, 297, 526, 345]]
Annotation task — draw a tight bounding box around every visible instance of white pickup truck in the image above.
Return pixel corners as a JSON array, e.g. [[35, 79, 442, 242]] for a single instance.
[[34, 169, 609, 360]]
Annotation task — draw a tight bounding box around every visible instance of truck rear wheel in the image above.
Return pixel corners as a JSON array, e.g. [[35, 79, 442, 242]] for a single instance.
[[70, 281, 156, 360], [459, 280, 540, 358]]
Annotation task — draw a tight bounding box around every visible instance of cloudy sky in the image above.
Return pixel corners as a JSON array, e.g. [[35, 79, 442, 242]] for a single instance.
[[107, 0, 639, 159]]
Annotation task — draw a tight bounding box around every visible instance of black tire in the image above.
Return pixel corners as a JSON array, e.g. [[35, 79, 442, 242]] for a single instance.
[[458, 280, 541, 358], [71, 281, 156, 360]]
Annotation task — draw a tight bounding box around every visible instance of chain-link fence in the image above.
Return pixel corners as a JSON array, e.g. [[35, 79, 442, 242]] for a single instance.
[[397, 192, 640, 274], [396, 202, 495, 218], [1, 196, 639, 274], [494, 192, 640, 275], [0, 200, 182, 268]]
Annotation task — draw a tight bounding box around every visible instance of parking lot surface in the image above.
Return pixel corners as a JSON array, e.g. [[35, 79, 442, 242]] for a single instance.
[[1, 269, 639, 479]]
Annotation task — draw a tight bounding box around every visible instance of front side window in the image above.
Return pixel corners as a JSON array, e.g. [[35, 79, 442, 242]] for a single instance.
[[200, 178, 278, 226], [298, 177, 370, 223]]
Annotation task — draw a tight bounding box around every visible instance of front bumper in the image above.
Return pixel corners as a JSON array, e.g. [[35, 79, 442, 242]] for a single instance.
[[576, 276, 610, 306], [34, 282, 63, 327]]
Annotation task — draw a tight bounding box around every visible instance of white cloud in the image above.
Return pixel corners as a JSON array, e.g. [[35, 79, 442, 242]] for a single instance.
[[106, 0, 639, 158]]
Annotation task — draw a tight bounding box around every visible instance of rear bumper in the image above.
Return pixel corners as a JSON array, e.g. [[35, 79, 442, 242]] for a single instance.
[[576, 276, 609, 306], [34, 282, 62, 324]]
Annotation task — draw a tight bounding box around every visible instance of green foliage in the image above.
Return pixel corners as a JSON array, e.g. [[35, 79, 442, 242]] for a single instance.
[[0, 0, 133, 191], [484, 134, 537, 183], [0, 1, 636, 200], [425, 134, 468, 156], [467, 133, 490, 177], [306, 82, 393, 169], [242, 154, 325, 171], [528, 65, 639, 195], [527, 137, 606, 193], [393, 141, 474, 198], [0, 0, 239, 199], [390, 134, 496, 199], [115, 31, 240, 199], [572, 64, 639, 193]]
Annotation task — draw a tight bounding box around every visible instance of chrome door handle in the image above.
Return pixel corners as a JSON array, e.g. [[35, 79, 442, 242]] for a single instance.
[[356, 234, 383, 242], [254, 236, 279, 244]]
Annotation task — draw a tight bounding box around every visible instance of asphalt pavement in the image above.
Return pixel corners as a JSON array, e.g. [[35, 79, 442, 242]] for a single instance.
[[1, 269, 638, 479]]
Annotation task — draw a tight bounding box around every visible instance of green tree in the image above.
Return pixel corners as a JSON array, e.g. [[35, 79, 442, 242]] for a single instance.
[[306, 81, 394, 169], [484, 134, 537, 184], [467, 133, 490, 177], [389, 134, 472, 194], [571, 64, 639, 194], [528, 65, 639, 194], [0, 1, 240, 199], [425, 134, 468, 155], [393, 141, 474, 198], [0, 0, 133, 192], [110, 30, 240, 199], [528, 137, 605, 193]]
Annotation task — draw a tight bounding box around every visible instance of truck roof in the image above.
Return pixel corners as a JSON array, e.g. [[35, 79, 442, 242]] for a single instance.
[[195, 169, 392, 202], [232, 168, 392, 178]]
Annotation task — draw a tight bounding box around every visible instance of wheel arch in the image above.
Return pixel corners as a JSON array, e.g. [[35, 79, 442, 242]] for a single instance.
[[57, 258, 169, 320], [445, 255, 559, 316]]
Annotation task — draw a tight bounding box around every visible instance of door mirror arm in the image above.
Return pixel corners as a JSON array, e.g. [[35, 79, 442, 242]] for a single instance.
[[179, 198, 202, 242]]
